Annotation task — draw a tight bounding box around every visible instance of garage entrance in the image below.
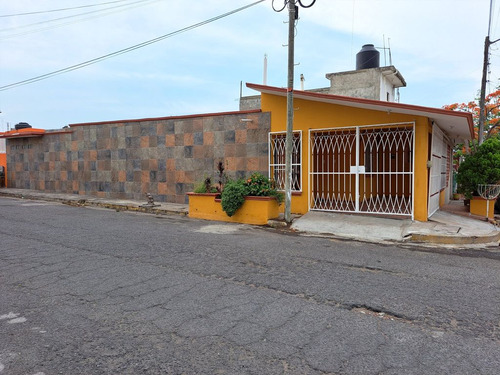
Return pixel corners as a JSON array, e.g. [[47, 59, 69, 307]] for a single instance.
[[309, 123, 414, 218]]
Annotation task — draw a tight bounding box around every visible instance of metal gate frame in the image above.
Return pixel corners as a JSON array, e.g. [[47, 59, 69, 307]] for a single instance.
[[309, 122, 415, 218], [428, 123, 448, 218]]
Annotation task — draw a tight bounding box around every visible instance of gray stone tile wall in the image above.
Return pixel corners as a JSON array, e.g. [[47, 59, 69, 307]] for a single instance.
[[6, 111, 270, 204]]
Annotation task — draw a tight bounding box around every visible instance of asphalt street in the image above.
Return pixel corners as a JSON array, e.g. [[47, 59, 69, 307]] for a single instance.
[[1, 196, 499, 374]]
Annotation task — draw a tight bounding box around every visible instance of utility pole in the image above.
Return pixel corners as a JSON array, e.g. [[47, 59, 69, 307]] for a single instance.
[[273, 0, 315, 223], [284, 1, 296, 224], [478, 36, 490, 145], [478, 0, 500, 145]]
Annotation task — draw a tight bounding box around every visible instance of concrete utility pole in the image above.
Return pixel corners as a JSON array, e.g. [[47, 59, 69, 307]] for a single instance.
[[284, 1, 296, 224], [478, 0, 500, 145], [273, 0, 315, 223], [478, 36, 490, 145]]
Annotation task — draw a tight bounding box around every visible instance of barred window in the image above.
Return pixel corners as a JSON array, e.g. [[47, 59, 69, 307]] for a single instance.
[[269, 131, 302, 191]]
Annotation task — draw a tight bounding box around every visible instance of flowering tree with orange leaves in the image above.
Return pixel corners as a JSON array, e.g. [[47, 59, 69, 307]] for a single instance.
[[443, 89, 500, 142]]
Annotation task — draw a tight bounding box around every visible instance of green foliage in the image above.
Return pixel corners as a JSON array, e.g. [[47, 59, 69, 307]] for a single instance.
[[220, 173, 284, 217], [457, 135, 500, 198], [193, 177, 218, 193], [243, 173, 284, 204], [221, 180, 246, 217]]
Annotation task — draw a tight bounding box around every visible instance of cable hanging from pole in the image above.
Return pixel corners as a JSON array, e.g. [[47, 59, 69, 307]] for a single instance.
[[272, 0, 316, 13]]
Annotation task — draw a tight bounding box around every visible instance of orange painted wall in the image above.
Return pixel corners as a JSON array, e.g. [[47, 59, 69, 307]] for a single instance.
[[261, 92, 430, 221], [0, 152, 6, 187]]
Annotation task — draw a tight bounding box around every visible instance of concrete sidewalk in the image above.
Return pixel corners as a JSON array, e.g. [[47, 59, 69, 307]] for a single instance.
[[289, 210, 500, 246], [1, 188, 498, 247], [0, 188, 188, 216]]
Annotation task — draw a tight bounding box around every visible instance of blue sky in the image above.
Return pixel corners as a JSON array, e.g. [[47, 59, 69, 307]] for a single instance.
[[0, 0, 497, 130]]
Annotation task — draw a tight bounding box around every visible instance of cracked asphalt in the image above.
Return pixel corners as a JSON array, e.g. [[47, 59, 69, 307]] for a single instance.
[[1, 196, 500, 374]]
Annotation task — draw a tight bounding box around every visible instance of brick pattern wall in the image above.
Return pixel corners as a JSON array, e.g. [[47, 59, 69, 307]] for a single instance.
[[6, 111, 270, 204]]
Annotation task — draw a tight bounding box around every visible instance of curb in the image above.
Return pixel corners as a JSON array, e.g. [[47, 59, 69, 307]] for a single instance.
[[0, 191, 188, 217], [408, 231, 500, 245]]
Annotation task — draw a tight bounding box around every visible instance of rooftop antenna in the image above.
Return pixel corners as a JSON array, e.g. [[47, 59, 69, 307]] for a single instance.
[[263, 54, 268, 85], [383, 35, 387, 66], [388, 37, 393, 66], [377, 36, 392, 66]]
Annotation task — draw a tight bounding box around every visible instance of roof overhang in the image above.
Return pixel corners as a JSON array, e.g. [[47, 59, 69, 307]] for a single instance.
[[0, 128, 46, 139], [247, 83, 474, 142]]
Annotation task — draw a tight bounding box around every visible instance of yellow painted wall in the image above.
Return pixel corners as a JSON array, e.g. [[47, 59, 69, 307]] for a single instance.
[[470, 197, 495, 219], [261, 93, 430, 221], [188, 193, 281, 225]]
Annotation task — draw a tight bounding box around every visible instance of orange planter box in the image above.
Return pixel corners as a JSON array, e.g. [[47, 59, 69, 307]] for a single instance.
[[470, 196, 495, 219], [187, 193, 281, 225]]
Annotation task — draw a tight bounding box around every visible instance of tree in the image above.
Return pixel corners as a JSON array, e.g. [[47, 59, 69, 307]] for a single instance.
[[456, 135, 500, 198], [443, 89, 500, 142]]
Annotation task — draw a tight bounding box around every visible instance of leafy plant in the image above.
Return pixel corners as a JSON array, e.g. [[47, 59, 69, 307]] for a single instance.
[[220, 173, 284, 217], [457, 135, 500, 198], [244, 173, 284, 203], [216, 161, 227, 193], [221, 180, 246, 217], [193, 177, 218, 193]]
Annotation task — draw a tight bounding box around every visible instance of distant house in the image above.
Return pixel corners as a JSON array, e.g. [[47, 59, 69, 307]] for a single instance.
[[0, 138, 6, 187], [0, 45, 473, 221]]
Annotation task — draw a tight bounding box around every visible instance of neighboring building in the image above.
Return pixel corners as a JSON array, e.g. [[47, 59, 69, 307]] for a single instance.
[[0, 139, 6, 187], [240, 44, 406, 111]]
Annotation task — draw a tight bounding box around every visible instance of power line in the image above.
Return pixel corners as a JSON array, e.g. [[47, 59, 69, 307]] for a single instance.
[[0, 0, 266, 92], [0, 0, 137, 18], [0, 0, 160, 39]]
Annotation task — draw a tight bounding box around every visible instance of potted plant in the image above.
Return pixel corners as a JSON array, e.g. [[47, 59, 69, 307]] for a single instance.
[[188, 172, 284, 225]]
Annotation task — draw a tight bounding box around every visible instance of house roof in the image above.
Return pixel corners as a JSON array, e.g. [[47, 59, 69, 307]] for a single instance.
[[0, 128, 46, 139], [247, 83, 475, 142]]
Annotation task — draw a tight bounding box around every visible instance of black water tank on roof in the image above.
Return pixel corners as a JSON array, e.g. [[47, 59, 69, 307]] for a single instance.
[[14, 122, 32, 130], [356, 44, 380, 70]]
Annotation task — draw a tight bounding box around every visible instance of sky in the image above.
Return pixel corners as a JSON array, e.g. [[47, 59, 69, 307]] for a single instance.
[[0, 0, 498, 131]]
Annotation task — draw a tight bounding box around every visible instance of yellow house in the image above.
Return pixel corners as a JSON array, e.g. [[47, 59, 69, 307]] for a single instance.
[[247, 83, 474, 222]]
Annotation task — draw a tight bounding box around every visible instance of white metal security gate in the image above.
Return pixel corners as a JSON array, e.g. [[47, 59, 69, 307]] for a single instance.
[[309, 123, 414, 217]]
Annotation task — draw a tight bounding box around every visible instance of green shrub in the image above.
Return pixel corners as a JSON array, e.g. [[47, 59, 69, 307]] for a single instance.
[[221, 180, 246, 217], [457, 136, 500, 198], [244, 173, 284, 204], [220, 173, 284, 217]]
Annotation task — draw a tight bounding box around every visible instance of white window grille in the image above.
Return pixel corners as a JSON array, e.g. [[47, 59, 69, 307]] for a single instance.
[[269, 131, 302, 191]]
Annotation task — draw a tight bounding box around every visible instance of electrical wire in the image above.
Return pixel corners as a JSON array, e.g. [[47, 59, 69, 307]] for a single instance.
[[272, 0, 287, 12], [0, 0, 136, 18], [297, 0, 316, 8], [0, 0, 159, 38], [272, 0, 316, 12], [0, 0, 266, 91]]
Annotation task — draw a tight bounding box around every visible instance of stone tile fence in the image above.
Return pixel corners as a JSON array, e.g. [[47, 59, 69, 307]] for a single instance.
[[6, 110, 270, 204]]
